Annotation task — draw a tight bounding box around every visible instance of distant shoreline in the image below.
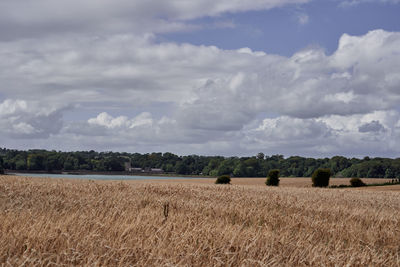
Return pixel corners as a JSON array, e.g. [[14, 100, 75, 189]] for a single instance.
[[4, 169, 211, 179]]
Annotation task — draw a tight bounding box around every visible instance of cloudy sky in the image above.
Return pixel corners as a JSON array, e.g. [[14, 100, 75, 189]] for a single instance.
[[1, 0, 400, 157]]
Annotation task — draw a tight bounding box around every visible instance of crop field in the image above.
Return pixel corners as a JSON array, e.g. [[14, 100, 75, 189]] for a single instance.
[[1, 175, 400, 266]]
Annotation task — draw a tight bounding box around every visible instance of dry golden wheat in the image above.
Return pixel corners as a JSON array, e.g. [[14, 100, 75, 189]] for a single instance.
[[1, 175, 399, 266]]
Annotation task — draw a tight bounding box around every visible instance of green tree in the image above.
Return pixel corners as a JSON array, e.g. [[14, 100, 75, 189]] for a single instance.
[[162, 163, 175, 173], [350, 178, 366, 187], [15, 158, 27, 170], [175, 161, 189, 175], [329, 156, 351, 175], [104, 157, 125, 171], [233, 163, 246, 177], [215, 175, 231, 184], [312, 168, 331, 187], [217, 159, 234, 176], [266, 169, 280, 186], [63, 156, 79, 170], [45, 154, 62, 171], [0, 157, 4, 174], [385, 168, 395, 178], [243, 158, 260, 177], [27, 154, 45, 170]]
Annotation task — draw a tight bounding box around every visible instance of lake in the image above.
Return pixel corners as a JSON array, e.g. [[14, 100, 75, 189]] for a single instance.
[[9, 173, 190, 181]]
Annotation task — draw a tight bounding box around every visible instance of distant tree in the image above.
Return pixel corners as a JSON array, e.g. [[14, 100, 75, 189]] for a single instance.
[[104, 157, 125, 171], [215, 175, 231, 184], [350, 178, 366, 187], [0, 157, 4, 174], [266, 169, 280, 186], [45, 154, 63, 171], [329, 156, 351, 173], [312, 168, 331, 187], [201, 165, 211, 175], [79, 164, 91, 170], [243, 158, 260, 177], [162, 163, 175, 173], [233, 163, 246, 177], [15, 157, 27, 170], [209, 169, 219, 177], [27, 154, 45, 171], [217, 159, 234, 176], [175, 161, 189, 175], [385, 168, 395, 178], [257, 152, 265, 160], [63, 156, 78, 171]]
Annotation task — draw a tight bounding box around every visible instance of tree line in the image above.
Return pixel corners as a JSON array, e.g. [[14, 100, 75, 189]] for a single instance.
[[0, 148, 400, 178]]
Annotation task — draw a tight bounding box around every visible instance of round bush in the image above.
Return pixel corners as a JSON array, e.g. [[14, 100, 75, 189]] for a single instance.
[[215, 175, 231, 184], [312, 168, 331, 187], [350, 177, 366, 187], [266, 169, 280, 186]]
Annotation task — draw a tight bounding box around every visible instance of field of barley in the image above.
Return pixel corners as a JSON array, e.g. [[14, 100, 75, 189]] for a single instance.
[[1, 175, 400, 266]]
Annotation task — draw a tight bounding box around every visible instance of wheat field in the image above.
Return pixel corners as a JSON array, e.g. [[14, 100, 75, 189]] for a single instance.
[[1, 175, 400, 266]]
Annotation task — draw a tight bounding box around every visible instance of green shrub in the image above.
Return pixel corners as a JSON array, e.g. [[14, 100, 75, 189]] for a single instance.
[[266, 169, 280, 186], [215, 175, 231, 184], [312, 168, 331, 187], [349, 177, 366, 187]]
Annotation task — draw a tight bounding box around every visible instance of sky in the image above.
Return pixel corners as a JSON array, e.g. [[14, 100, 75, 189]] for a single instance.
[[0, 0, 400, 158]]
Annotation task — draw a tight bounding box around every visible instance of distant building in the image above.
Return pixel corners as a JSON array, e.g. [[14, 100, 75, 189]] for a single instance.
[[124, 162, 132, 171]]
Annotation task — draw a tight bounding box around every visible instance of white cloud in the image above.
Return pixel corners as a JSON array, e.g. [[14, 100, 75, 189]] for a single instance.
[[254, 116, 331, 141], [88, 112, 153, 129], [1, 29, 400, 156], [339, 0, 400, 7], [88, 112, 129, 129]]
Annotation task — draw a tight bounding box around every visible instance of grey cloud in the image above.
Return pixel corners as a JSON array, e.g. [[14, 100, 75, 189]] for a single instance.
[[0, 99, 66, 138], [249, 116, 332, 142], [0, 0, 310, 41], [63, 121, 110, 137], [176, 78, 255, 131], [358, 120, 385, 133]]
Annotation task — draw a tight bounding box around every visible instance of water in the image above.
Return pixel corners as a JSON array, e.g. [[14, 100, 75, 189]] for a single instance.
[[9, 173, 190, 181]]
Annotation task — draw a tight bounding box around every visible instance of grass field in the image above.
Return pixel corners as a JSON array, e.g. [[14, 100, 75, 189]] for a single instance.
[[1, 175, 400, 266]]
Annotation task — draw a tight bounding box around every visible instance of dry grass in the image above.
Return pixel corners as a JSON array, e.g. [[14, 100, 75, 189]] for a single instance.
[[1, 175, 400, 266]]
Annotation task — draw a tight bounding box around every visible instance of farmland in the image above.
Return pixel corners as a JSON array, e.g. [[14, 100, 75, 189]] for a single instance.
[[1, 175, 400, 266]]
